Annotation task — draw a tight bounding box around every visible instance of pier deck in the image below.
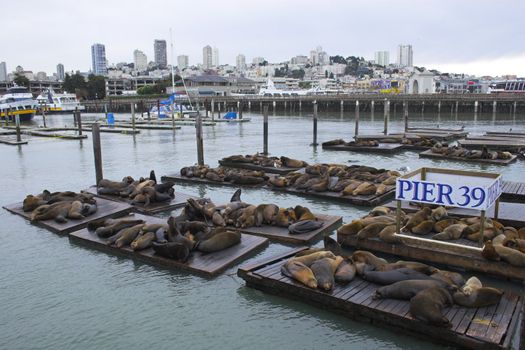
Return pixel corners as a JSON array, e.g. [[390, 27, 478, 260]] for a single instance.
[[459, 139, 525, 152], [501, 181, 525, 202], [419, 149, 518, 165], [69, 213, 269, 277], [238, 248, 522, 350], [322, 142, 405, 154], [0, 135, 28, 145], [84, 186, 196, 214], [3, 198, 132, 235], [218, 160, 303, 175]]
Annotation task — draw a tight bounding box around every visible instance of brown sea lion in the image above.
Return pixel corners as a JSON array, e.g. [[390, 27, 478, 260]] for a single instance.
[[311, 256, 343, 291], [254, 204, 279, 226], [268, 177, 288, 187], [352, 182, 377, 196], [30, 200, 84, 223], [294, 205, 316, 221], [342, 181, 362, 196], [274, 208, 297, 227], [402, 207, 432, 232], [460, 277, 482, 296], [369, 206, 390, 216], [131, 231, 155, 251], [431, 270, 465, 287], [432, 224, 467, 240], [335, 259, 356, 284], [382, 176, 397, 186], [433, 218, 457, 233], [337, 220, 364, 236], [378, 225, 400, 244], [236, 205, 257, 228], [281, 260, 317, 288], [294, 248, 325, 257], [197, 230, 241, 253], [95, 219, 146, 238], [352, 251, 387, 270], [381, 261, 438, 275], [375, 184, 388, 196], [374, 280, 452, 300], [23, 193, 49, 212], [481, 240, 500, 261], [357, 222, 389, 239], [410, 287, 453, 327], [493, 245, 525, 267], [411, 220, 434, 235], [453, 287, 503, 308], [114, 224, 145, 248], [152, 242, 190, 262], [291, 251, 336, 267], [362, 267, 433, 285], [280, 156, 307, 168], [431, 206, 447, 221], [289, 220, 324, 234]]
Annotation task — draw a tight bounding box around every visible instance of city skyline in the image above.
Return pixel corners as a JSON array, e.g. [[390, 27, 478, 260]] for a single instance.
[[1, 0, 524, 76]]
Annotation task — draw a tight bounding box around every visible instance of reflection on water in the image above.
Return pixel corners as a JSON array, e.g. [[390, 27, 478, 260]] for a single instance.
[[1, 110, 524, 349]]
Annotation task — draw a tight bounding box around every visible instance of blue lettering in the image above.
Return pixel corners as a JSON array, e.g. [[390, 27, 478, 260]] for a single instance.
[[436, 183, 453, 205], [457, 186, 471, 207], [397, 179, 412, 199], [421, 182, 436, 202], [412, 181, 421, 201]]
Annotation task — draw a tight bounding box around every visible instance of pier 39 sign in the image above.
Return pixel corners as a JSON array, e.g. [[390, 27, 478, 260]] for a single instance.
[[395, 168, 502, 211]]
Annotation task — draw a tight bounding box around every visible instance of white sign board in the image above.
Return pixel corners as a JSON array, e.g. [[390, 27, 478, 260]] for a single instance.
[[395, 170, 502, 211]]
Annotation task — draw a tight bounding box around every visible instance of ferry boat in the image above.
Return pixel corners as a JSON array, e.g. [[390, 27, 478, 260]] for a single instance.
[[36, 88, 85, 113], [0, 86, 38, 121]]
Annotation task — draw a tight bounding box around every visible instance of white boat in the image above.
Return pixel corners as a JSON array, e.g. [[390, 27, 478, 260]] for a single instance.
[[36, 88, 85, 113], [0, 86, 39, 121]]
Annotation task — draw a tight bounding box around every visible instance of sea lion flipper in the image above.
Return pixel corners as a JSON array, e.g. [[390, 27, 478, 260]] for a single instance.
[[230, 189, 242, 202], [149, 170, 157, 183]]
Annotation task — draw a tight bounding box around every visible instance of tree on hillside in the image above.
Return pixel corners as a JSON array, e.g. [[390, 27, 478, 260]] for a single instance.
[[87, 75, 106, 99], [13, 73, 29, 87], [330, 55, 347, 65]]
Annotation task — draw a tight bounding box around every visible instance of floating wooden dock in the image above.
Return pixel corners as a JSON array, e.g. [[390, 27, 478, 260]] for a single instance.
[[0, 136, 28, 145], [419, 149, 518, 165], [24, 130, 87, 140], [3, 198, 133, 235], [486, 131, 525, 138], [161, 173, 395, 207], [69, 213, 269, 277], [239, 214, 342, 244], [218, 160, 303, 175], [83, 186, 196, 214], [501, 181, 525, 202], [322, 143, 405, 154], [459, 139, 525, 152], [102, 123, 181, 130], [238, 248, 522, 350]]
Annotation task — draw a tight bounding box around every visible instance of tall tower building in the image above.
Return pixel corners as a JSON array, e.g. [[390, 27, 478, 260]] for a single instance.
[[91, 43, 107, 75], [177, 55, 189, 70], [0, 62, 7, 81], [154, 40, 167, 68], [236, 54, 246, 71], [56, 63, 65, 80], [133, 50, 148, 71], [397, 44, 413, 67], [212, 47, 219, 67], [374, 51, 390, 66], [202, 45, 213, 69]]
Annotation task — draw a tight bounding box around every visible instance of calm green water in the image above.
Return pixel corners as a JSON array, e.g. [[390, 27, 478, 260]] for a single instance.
[[1, 110, 524, 350]]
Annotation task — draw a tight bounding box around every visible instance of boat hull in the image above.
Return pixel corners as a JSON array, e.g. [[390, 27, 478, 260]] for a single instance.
[[0, 109, 35, 121]]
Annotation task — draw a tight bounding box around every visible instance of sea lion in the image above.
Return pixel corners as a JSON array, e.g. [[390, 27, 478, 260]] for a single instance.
[[197, 230, 241, 253], [357, 222, 389, 239], [22, 193, 49, 212], [431, 270, 465, 287], [311, 256, 343, 291], [142, 223, 169, 233], [281, 260, 317, 288], [362, 267, 433, 285], [114, 224, 145, 248], [375, 183, 388, 195], [381, 261, 438, 275], [352, 182, 377, 196], [432, 224, 467, 240], [492, 234, 507, 246], [268, 176, 288, 187], [152, 242, 190, 262], [323, 236, 342, 256], [254, 204, 279, 226], [379, 225, 400, 244], [352, 250, 387, 270], [280, 156, 307, 168], [274, 208, 296, 227], [411, 220, 434, 235], [503, 227, 519, 240], [289, 220, 324, 234], [95, 219, 146, 238], [131, 231, 155, 251], [335, 259, 356, 284], [98, 176, 134, 190], [294, 248, 325, 257], [481, 240, 500, 261], [294, 205, 316, 221], [431, 206, 447, 221], [369, 206, 390, 216], [212, 211, 226, 227], [410, 287, 453, 327], [460, 277, 482, 296], [337, 220, 364, 236], [493, 245, 525, 267], [291, 251, 336, 267], [374, 279, 451, 300], [453, 287, 503, 308], [166, 225, 196, 251], [154, 227, 167, 243], [30, 200, 84, 223], [433, 218, 457, 233], [342, 181, 362, 196], [403, 207, 432, 232]]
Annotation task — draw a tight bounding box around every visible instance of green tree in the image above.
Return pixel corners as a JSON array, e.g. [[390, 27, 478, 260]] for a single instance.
[[63, 73, 87, 94], [13, 73, 30, 87], [330, 55, 347, 65], [299, 81, 311, 89], [329, 72, 334, 79], [290, 69, 305, 79], [137, 85, 156, 95], [86, 75, 106, 99]]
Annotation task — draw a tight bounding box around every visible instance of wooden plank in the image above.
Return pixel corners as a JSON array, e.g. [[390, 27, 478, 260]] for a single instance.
[[459, 139, 525, 152], [491, 296, 520, 345], [69, 213, 269, 277], [238, 246, 307, 274], [485, 296, 515, 344], [3, 198, 132, 235], [218, 160, 302, 175], [239, 214, 342, 244], [322, 142, 405, 154], [419, 149, 517, 165], [83, 186, 196, 214]]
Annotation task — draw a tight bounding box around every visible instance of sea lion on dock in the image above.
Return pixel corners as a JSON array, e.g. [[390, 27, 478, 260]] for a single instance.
[[280, 156, 307, 168], [281, 260, 317, 288], [95, 219, 146, 238], [154, 227, 167, 244], [432, 224, 467, 240], [337, 220, 364, 236], [379, 225, 400, 244], [114, 224, 145, 248], [291, 251, 336, 267], [433, 219, 457, 233], [23, 193, 48, 212], [381, 261, 438, 275], [131, 231, 155, 251], [323, 236, 342, 256], [493, 244, 525, 267], [268, 176, 288, 187], [411, 220, 434, 235], [375, 184, 388, 196], [311, 256, 343, 291], [30, 200, 85, 223], [362, 267, 433, 285], [352, 182, 377, 196], [431, 270, 465, 287], [274, 208, 297, 227], [254, 204, 279, 226], [152, 242, 190, 262], [460, 277, 482, 296], [403, 207, 432, 232], [481, 240, 500, 261], [431, 207, 447, 221], [335, 259, 356, 284], [453, 286, 503, 308], [294, 205, 316, 221], [288, 220, 324, 234], [357, 222, 389, 239], [98, 176, 134, 191], [374, 280, 451, 300], [351, 251, 387, 270], [197, 229, 241, 253], [409, 287, 453, 327], [369, 206, 390, 216]]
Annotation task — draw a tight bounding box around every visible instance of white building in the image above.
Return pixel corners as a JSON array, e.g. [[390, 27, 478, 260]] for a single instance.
[[212, 47, 219, 67], [397, 44, 413, 67], [133, 50, 148, 71], [177, 55, 189, 70], [310, 46, 329, 65], [91, 43, 107, 75], [36, 71, 47, 80], [408, 69, 435, 94], [374, 51, 390, 66], [252, 56, 265, 65], [0, 62, 7, 81], [153, 39, 167, 68], [291, 55, 308, 65], [236, 54, 246, 71], [202, 45, 213, 69]]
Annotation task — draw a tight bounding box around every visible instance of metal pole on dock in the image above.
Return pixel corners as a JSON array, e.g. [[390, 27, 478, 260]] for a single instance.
[[77, 109, 83, 136], [312, 102, 318, 146], [15, 114, 21, 142], [474, 101, 479, 114], [340, 100, 344, 113], [354, 100, 360, 137], [92, 123, 103, 185], [263, 105, 269, 154], [196, 115, 204, 166], [104, 104, 108, 120], [131, 103, 136, 132], [403, 101, 409, 132], [455, 101, 459, 115], [383, 99, 389, 135], [513, 101, 517, 115], [211, 99, 215, 121], [492, 101, 497, 114], [437, 101, 441, 114], [371, 100, 375, 115]]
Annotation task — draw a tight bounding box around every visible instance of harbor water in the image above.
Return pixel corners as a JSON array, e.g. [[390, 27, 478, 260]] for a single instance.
[[1, 110, 524, 350]]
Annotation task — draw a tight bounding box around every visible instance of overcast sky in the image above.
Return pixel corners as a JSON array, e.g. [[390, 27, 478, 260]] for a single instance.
[[3, 0, 524, 76]]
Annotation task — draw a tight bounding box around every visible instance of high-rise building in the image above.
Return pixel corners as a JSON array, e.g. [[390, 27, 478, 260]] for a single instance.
[[374, 51, 390, 66], [212, 47, 219, 67], [252, 57, 265, 65], [56, 63, 65, 80], [309, 46, 329, 65], [397, 44, 413, 67], [91, 43, 107, 75], [0, 62, 7, 81], [133, 50, 148, 71], [236, 54, 246, 71], [202, 45, 213, 69], [154, 40, 167, 68], [177, 55, 189, 70]]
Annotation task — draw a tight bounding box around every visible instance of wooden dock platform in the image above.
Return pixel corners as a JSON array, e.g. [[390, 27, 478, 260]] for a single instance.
[[103, 123, 181, 130], [322, 143, 405, 154], [69, 213, 269, 277], [218, 160, 303, 175], [25, 130, 87, 140], [419, 149, 518, 165], [501, 181, 525, 202], [3, 198, 133, 235], [239, 214, 342, 244], [161, 173, 395, 207], [83, 186, 196, 214], [238, 248, 522, 350], [0, 136, 28, 145], [459, 139, 525, 152]]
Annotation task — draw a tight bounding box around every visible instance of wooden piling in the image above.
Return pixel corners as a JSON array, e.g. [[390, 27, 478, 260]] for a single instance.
[[42, 103, 47, 128], [92, 123, 103, 185], [73, 107, 78, 127], [370, 100, 375, 115], [354, 100, 360, 137], [104, 104, 108, 120], [340, 100, 344, 113], [474, 101, 479, 114], [76, 109, 83, 136], [239, 102, 243, 119], [421, 101, 425, 114], [438, 101, 441, 114], [15, 114, 21, 142], [403, 101, 408, 132], [493, 101, 497, 114], [196, 115, 204, 166], [383, 99, 389, 135], [157, 100, 161, 119], [513, 101, 517, 115], [455, 101, 459, 114], [211, 99, 215, 121], [263, 105, 269, 154], [312, 103, 318, 146], [131, 103, 136, 132]]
